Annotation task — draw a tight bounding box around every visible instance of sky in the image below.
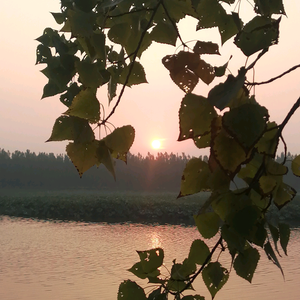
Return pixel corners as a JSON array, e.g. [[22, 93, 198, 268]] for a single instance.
[[1, 0, 300, 158]]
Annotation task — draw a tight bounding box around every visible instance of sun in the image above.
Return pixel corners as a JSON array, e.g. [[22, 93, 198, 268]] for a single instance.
[[151, 139, 161, 149]]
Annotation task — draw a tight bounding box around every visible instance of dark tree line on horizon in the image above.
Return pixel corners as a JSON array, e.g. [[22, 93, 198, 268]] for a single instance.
[[0, 148, 299, 192]]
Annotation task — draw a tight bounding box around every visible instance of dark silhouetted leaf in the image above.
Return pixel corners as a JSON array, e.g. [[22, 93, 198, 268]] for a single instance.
[[193, 41, 220, 55], [194, 212, 220, 239], [188, 239, 210, 265], [279, 223, 290, 255], [117, 280, 147, 300], [234, 247, 260, 283]]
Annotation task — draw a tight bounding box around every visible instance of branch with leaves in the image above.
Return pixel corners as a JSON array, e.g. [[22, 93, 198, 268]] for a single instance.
[[36, 0, 300, 299]]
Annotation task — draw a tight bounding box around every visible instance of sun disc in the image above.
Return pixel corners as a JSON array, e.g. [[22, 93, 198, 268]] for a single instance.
[[151, 140, 161, 149]]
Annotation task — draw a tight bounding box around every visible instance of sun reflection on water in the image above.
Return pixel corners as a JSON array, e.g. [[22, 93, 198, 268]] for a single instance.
[[150, 231, 162, 249]]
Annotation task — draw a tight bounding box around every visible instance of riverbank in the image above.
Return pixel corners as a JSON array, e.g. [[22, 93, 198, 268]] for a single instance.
[[0, 189, 299, 226]]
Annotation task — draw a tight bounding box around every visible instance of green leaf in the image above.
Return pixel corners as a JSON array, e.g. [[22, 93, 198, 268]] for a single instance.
[[150, 21, 178, 46], [208, 71, 246, 111], [66, 141, 98, 177], [119, 62, 148, 86], [273, 182, 296, 209], [42, 81, 63, 99], [202, 262, 229, 299], [128, 262, 148, 279], [67, 9, 95, 37], [148, 288, 167, 300], [193, 41, 220, 55], [222, 103, 269, 153], [166, 279, 190, 293], [60, 82, 81, 107], [47, 116, 95, 143], [117, 280, 147, 300], [291, 155, 300, 177], [221, 224, 246, 254], [211, 126, 249, 178], [231, 205, 260, 238], [36, 44, 52, 64], [194, 133, 211, 149], [108, 23, 131, 46], [259, 175, 277, 195], [256, 121, 279, 156], [194, 212, 220, 239], [51, 12, 65, 24], [188, 239, 210, 265], [64, 88, 100, 123], [182, 295, 205, 300], [196, 0, 240, 44], [268, 222, 280, 254], [234, 16, 281, 56], [264, 241, 284, 277], [171, 259, 196, 280], [103, 125, 135, 162], [91, 32, 106, 61], [96, 141, 116, 180], [254, 0, 286, 16], [75, 60, 104, 88], [137, 248, 164, 274], [265, 159, 288, 175], [279, 223, 290, 255], [178, 94, 217, 141], [234, 247, 260, 283], [179, 158, 210, 197]]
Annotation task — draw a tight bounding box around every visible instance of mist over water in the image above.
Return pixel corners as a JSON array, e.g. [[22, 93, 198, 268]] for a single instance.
[[0, 217, 299, 300]]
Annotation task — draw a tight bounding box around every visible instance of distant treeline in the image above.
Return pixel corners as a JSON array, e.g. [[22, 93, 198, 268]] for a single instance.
[[0, 149, 196, 191], [0, 149, 299, 191]]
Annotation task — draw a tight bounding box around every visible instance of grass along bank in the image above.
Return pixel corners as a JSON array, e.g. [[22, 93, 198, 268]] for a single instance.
[[0, 190, 299, 226]]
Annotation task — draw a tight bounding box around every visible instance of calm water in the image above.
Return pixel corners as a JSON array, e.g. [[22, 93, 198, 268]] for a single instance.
[[0, 216, 299, 300]]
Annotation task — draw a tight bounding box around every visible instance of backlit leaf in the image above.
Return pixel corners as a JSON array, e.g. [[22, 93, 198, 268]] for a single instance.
[[208, 71, 246, 111], [119, 62, 148, 86], [128, 262, 147, 279], [60, 83, 81, 107], [194, 212, 220, 239], [178, 94, 217, 141], [193, 41, 220, 55], [75, 60, 103, 89], [222, 103, 269, 153], [64, 88, 100, 123], [66, 141, 98, 177], [150, 21, 178, 46], [234, 247, 260, 283], [188, 239, 210, 265], [273, 182, 296, 209], [179, 158, 210, 197], [234, 16, 280, 56], [259, 175, 277, 195], [47, 115, 94, 143], [137, 248, 164, 274], [279, 223, 290, 255], [211, 127, 249, 178], [96, 141, 116, 180], [171, 259, 196, 280], [254, 0, 286, 16], [291, 155, 300, 177], [221, 224, 246, 254], [264, 241, 284, 277], [265, 159, 287, 176], [194, 133, 211, 149], [256, 121, 279, 157], [67, 9, 95, 37], [190, 58, 215, 85], [182, 296, 205, 300], [202, 262, 229, 299], [268, 222, 280, 254], [103, 125, 135, 162], [117, 280, 147, 300]]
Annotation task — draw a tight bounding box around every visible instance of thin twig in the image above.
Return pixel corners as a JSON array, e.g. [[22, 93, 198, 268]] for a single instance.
[[245, 48, 269, 72], [247, 64, 300, 86], [108, 7, 154, 18], [102, 0, 162, 124]]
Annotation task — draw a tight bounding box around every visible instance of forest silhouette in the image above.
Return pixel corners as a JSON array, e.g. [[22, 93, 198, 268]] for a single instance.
[[0, 148, 299, 192]]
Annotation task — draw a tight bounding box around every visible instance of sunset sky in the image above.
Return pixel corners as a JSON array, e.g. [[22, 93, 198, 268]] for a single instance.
[[1, 0, 300, 158]]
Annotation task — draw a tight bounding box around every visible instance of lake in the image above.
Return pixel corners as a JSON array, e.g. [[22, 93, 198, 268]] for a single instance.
[[0, 216, 299, 300]]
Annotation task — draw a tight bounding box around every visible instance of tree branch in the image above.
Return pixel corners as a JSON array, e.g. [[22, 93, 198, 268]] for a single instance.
[[101, 0, 162, 124], [246, 64, 300, 86]]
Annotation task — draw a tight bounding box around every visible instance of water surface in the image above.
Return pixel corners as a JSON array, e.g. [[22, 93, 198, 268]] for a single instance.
[[0, 217, 299, 300]]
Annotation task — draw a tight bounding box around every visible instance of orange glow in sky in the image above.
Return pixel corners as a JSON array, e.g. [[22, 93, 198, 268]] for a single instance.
[[1, 1, 300, 157]]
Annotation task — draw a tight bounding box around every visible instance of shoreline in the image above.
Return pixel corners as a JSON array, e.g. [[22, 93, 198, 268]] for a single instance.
[[0, 189, 299, 227]]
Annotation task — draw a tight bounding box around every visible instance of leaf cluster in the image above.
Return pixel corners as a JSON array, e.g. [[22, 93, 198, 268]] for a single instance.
[[36, 0, 300, 299]]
